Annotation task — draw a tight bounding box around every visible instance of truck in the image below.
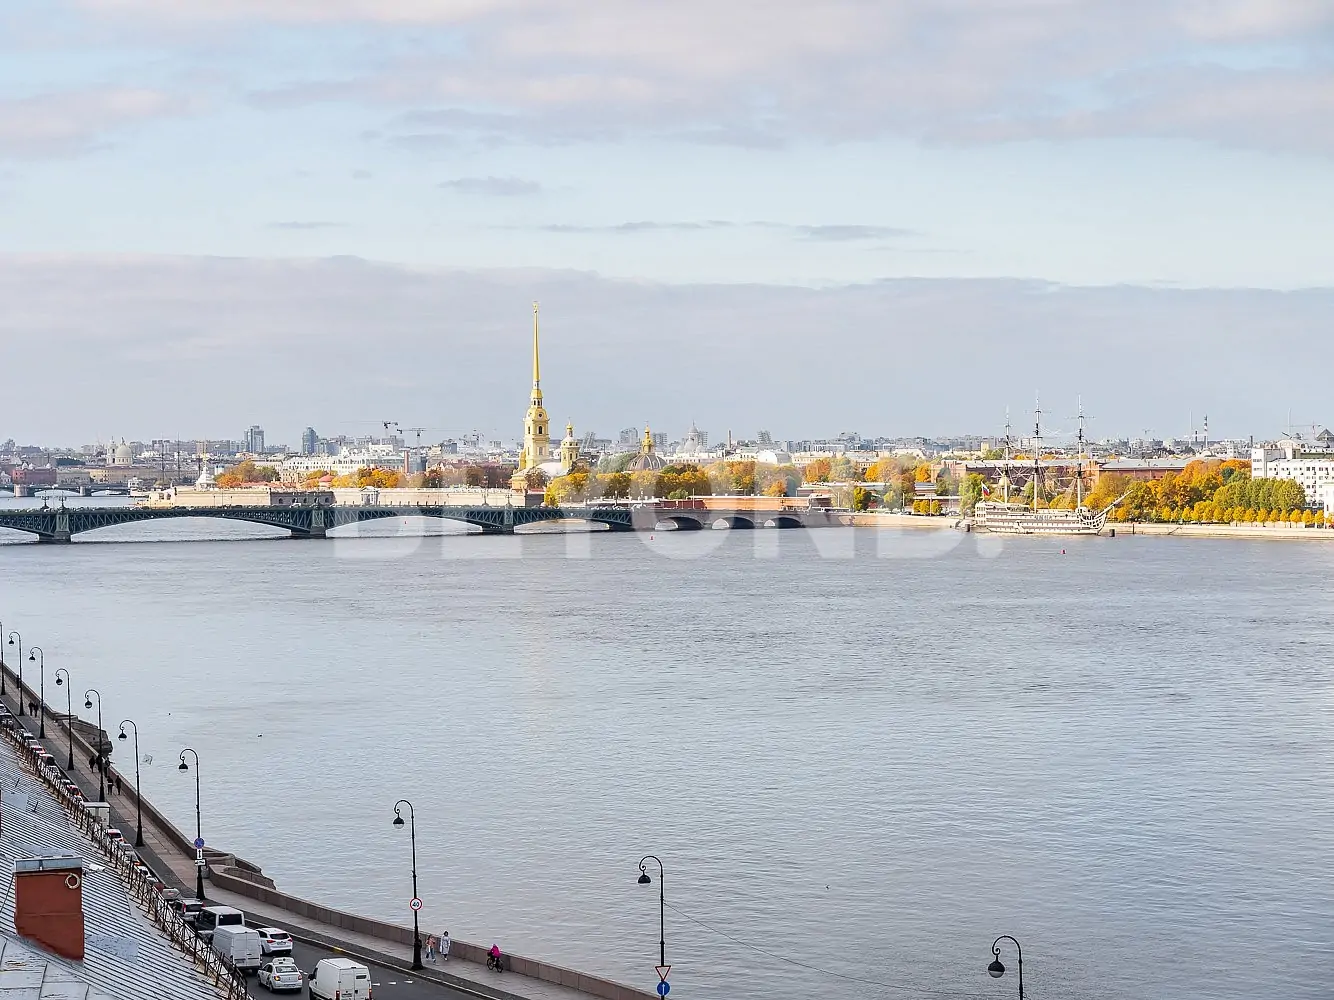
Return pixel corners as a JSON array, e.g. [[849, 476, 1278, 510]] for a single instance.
[[211, 924, 262, 974], [309, 957, 372, 1000]]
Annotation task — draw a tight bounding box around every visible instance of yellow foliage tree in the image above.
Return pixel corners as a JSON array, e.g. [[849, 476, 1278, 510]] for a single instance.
[[802, 458, 832, 483]]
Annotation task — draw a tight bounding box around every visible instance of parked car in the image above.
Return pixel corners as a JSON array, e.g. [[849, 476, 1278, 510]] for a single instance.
[[211, 924, 262, 974], [256, 927, 293, 955], [195, 904, 245, 942], [171, 898, 204, 924], [258, 957, 304, 993], [308, 958, 371, 1000]]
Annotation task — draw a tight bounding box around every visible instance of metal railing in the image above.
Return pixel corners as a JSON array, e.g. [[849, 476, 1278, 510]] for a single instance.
[[0, 723, 252, 1000]]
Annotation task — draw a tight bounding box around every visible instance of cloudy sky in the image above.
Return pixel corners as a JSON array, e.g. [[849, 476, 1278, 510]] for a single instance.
[[1, 1, 1332, 445]]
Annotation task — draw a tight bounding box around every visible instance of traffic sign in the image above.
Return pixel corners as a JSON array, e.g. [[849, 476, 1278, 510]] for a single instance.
[[656, 983, 670, 997], [410, 897, 423, 912], [194, 838, 205, 849], [194, 857, 206, 868], [656, 966, 671, 982]]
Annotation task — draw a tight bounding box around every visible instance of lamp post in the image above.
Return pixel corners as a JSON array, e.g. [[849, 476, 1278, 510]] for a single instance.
[[28, 647, 45, 738], [178, 749, 205, 900], [637, 855, 667, 969], [392, 799, 424, 970], [7, 632, 22, 715], [117, 720, 144, 847], [54, 669, 74, 771], [0, 619, 6, 697], [83, 689, 104, 801], [987, 935, 1024, 1000]]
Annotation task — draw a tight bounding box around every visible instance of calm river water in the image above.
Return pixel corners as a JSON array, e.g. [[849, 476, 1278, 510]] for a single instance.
[[1, 497, 1331, 999]]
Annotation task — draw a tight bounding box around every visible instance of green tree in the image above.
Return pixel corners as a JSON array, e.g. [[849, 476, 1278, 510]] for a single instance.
[[959, 473, 986, 514]]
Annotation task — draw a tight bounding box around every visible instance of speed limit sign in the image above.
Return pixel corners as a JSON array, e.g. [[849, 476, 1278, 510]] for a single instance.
[[410, 897, 423, 912]]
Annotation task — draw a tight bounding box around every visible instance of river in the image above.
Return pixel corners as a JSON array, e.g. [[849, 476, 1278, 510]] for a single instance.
[[1, 495, 1330, 1000]]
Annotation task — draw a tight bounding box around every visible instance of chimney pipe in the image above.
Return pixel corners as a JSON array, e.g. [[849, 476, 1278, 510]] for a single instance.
[[14, 856, 85, 961]]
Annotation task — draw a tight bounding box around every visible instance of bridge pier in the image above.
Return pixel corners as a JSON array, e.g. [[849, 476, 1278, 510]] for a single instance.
[[13, 485, 31, 499], [37, 532, 70, 544], [78, 486, 91, 497], [290, 528, 327, 539]]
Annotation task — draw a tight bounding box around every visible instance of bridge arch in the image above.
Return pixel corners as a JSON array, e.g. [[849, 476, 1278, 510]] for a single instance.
[[713, 515, 756, 529], [766, 515, 803, 529], [656, 515, 705, 531]]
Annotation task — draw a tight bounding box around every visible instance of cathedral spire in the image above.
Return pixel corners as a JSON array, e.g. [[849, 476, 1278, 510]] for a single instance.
[[531, 301, 541, 395]]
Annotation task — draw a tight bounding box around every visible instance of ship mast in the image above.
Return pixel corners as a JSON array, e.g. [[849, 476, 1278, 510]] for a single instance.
[[1076, 396, 1085, 509], [1032, 396, 1041, 513], [1003, 408, 1012, 503]]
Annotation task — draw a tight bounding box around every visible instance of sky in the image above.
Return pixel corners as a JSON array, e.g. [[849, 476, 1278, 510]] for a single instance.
[[1, 1, 1332, 445]]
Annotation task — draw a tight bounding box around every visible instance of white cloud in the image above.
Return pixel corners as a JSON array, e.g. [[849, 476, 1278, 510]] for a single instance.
[[0, 252, 1329, 442], [0, 88, 186, 158]]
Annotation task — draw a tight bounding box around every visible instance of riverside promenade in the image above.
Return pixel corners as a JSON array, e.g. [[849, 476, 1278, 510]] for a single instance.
[[0, 662, 653, 1000]]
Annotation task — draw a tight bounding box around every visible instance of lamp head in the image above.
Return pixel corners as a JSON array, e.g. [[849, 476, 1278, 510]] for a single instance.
[[27, 651, 34, 661], [6, 637, 12, 647], [83, 698, 92, 710], [55, 675, 63, 686], [988, 959, 1006, 979], [393, 814, 405, 828], [637, 872, 652, 885], [118, 729, 127, 741], [178, 759, 189, 772]]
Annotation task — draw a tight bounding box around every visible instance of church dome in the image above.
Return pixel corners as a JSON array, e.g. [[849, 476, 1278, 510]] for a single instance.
[[626, 424, 667, 472], [113, 442, 134, 466]]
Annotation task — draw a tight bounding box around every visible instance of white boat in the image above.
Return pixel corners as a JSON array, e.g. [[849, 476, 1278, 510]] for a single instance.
[[971, 399, 1119, 536]]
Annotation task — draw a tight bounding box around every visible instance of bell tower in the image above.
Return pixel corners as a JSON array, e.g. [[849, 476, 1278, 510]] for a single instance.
[[521, 301, 551, 470]]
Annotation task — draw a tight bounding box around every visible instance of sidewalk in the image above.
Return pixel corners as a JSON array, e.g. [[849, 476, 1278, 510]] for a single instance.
[[1, 677, 642, 1000]]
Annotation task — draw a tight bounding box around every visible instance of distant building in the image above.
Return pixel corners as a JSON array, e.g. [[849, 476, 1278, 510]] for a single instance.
[[1095, 458, 1193, 481], [301, 427, 319, 455], [243, 425, 265, 455], [1260, 457, 1334, 505]]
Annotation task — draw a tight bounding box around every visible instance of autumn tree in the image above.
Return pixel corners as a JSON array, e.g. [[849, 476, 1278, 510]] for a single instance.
[[802, 458, 832, 483]]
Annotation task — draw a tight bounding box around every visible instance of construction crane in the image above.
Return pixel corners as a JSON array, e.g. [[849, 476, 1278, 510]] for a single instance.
[[404, 427, 426, 449]]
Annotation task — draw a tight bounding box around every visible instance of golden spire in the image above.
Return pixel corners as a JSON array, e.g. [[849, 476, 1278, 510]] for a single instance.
[[641, 424, 654, 454], [531, 301, 541, 394]]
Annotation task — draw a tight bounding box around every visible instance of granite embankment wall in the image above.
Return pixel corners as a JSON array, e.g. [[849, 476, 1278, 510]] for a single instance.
[[1, 662, 650, 1000], [850, 510, 1334, 539]]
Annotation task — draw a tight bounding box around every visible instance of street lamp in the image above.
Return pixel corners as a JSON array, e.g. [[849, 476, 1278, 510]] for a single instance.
[[178, 749, 205, 900], [7, 632, 22, 715], [53, 669, 74, 771], [82, 689, 104, 801], [637, 855, 667, 969], [392, 799, 424, 970], [28, 647, 45, 738], [0, 619, 7, 697], [117, 720, 144, 847], [987, 935, 1024, 1000]]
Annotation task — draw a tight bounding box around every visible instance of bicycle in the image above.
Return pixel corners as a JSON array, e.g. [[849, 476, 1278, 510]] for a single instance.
[[486, 953, 504, 973]]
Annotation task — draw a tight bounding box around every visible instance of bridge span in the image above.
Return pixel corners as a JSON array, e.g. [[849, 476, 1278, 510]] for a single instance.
[[0, 502, 847, 543]]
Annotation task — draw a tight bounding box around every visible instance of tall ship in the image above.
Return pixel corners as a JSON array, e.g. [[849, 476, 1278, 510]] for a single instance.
[[972, 400, 1120, 536]]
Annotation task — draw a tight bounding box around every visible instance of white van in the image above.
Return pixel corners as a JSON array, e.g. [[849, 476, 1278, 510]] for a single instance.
[[195, 904, 245, 942], [212, 924, 262, 974], [309, 957, 372, 1000]]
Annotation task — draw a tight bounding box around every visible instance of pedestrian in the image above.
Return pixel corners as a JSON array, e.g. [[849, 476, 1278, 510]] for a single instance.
[[439, 930, 450, 962], [423, 934, 436, 962]]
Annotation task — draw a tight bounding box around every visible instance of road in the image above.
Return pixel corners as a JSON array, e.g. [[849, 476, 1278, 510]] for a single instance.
[[266, 941, 477, 999]]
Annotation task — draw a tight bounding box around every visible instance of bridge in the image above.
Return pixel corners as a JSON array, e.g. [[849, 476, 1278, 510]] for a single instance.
[[0, 503, 846, 543]]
